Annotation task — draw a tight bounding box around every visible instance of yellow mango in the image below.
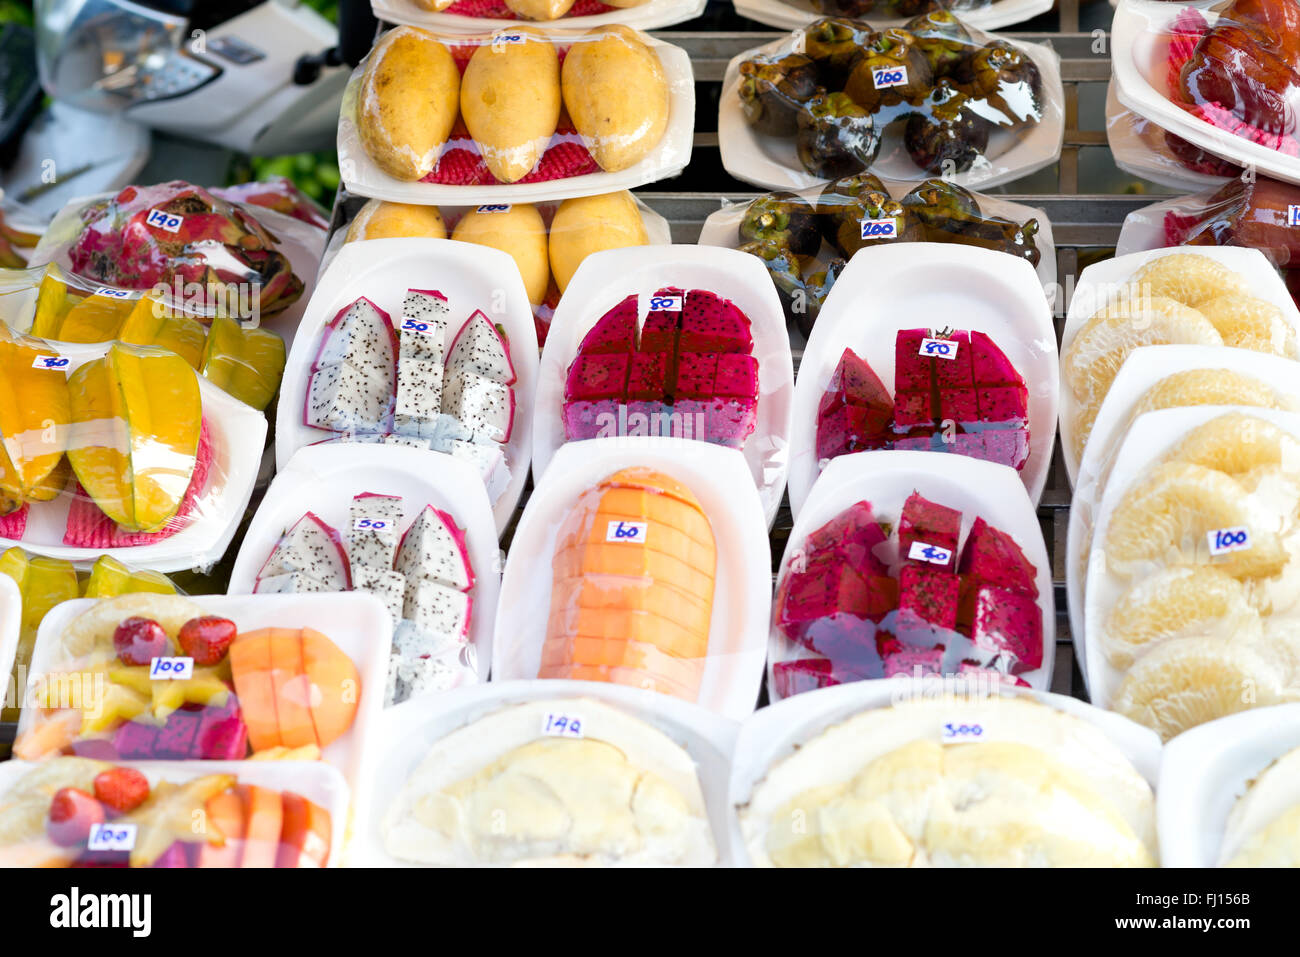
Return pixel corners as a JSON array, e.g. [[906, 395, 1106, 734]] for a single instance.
[[30, 267, 78, 339], [0, 324, 72, 503], [344, 200, 446, 243], [199, 315, 286, 411], [118, 296, 207, 370], [451, 204, 549, 305], [548, 191, 649, 293], [66, 343, 202, 533], [460, 33, 561, 184], [54, 292, 134, 343]]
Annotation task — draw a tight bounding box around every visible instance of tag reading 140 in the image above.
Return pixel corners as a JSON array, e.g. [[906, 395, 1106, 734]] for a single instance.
[[1208, 526, 1251, 556], [541, 713, 584, 738], [907, 541, 952, 565], [918, 337, 958, 359], [606, 520, 647, 543], [32, 355, 71, 370], [941, 721, 984, 743], [150, 656, 194, 680], [87, 822, 137, 852], [145, 208, 184, 234]]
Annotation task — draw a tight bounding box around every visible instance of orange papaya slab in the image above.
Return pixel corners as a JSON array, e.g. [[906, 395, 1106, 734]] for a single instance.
[[540, 635, 705, 689], [552, 543, 713, 604], [229, 630, 280, 753], [550, 575, 713, 635], [197, 789, 246, 868], [301, 628, 360, 749], [269, 627, 318, 749], [239, 784, 282, 868], [562, 485, 712, 546], [556, 509, 716, 577], [537, 662, 700, 700], [545, 605, 709, 659]]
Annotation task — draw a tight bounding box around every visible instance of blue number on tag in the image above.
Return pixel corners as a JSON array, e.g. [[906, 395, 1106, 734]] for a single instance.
[[648, 296, 680, 311], [925, 341, 950, 355], [402, 319, 429, 332], [944, 723, 983, 737]]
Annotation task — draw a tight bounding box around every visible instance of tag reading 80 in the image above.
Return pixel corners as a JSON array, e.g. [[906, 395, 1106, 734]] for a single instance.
[[32, 355, 71, 371], [648, 295, 682, 312], [918, 337, 958, 359]]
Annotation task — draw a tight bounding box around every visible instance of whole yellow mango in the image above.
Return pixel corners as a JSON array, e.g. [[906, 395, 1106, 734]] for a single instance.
[[548, 191, 650, 294], [345, 200, 447, 243], [452, 204, 550, 305], [504, 0, 576, 19], [561, 27, 669, 173], [357, 26, 460, 182], [461, 33, 561, 184]]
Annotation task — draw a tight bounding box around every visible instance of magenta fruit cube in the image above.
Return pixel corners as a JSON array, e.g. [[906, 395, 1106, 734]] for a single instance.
[[958, 515, 1038, 597], [881, 644, 944, 678], [894, 389, 934, 427], [895, 328, 932, 391], [898, 564, 960, 628], [804, 500, 891, 577], [899, 491, 961, 569], [971, 584, 1042, 674], [564, 353, 629, 401], [771, 657, 841, 698], [933, 330, 973, 389], [976, 385, 1029, 425], [938, 388, 979, 422], [715, 353, 759, 399], [628, 351, 669, 400], [674, 352, 716, 398], [563, 398, 620, 440], [969, 330, 1020, 384], [982, 427, 1031, 470]]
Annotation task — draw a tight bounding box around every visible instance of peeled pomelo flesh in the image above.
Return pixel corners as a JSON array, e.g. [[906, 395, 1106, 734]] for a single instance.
[[1160, 413, 1300, 477], [1197, 295, 1297, 358], [1130, 253, 1251, 307]]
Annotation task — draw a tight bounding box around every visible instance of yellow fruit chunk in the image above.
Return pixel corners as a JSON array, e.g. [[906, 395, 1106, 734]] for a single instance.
[[1103, 566, 1263, 669], [199, 315, 286, 411], [81, 554, 177, 598], [78, 682, 152, 733], [118, 295, 207, 369], [1197, 295, 1298, 358], [1161, 413, 1300, 476], [1132, 369, 1290, 418], [54, 292, 134, 343], [1130, 253, 1252, 307], [122, 775, 236, 868], [148, 668, 232, 721], [0, 324, 72, 503], [66, 343, 202, 533], [0, 548, 79, 722], [247, 743, 322, 761], [30, 266, 79, 339]]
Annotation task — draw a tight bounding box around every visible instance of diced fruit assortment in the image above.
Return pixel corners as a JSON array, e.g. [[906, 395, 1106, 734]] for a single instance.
[[0, 758, 331, 868], [815, 327, 1030, 472], [306, 293, 515, 503], [563, 289, 760, 449], [541, 468, 716, 701], [12, 595, 360, 762], [253, 496, 476, 705], [1064, 252, 1298, 459], [1095, 412, 1300, 741], [772, 494, 1042, 697]]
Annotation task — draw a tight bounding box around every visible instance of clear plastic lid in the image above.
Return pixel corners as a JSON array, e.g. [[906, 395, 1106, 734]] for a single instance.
[[370, 0, 707, 33]]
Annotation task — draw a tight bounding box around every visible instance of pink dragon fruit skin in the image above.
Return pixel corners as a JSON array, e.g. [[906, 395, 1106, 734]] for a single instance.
[[579, 295, 638, 354], [680, 290, 753, 354], [970, 584, 1042, 674], [804, 500, 890, 576], [641, 286, 684, 353], [958, 516, 1038, 597], [771, 657, 841, 697], [255, 510, 352, 592], [897, 564, 960, 629], [899, 491, 961, 569]]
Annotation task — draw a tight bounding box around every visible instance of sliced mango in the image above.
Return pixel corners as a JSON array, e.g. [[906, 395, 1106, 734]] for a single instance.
[[119, 295, 207, 369], [199, 315, 286, 411], [66, 343, 202, 533], [0, 324, 71, 503]]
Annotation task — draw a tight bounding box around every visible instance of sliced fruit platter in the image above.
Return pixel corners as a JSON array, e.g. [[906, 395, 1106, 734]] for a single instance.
[[229, 444, 499, 706], [728, 679, 1160, 867], [12, 593, 388, 816], [494, 438, 771, 721], [697, 174, 1055, 339], [360, 680, 736, 866], [1084, 407, 1300, 742], [338, 25, 694, 204], [0, 757, 346, 868], [718, 14, 1065, 191], [1159, 703, 1300, 867], [788, 242, 1057, 515], [1060, 247, 1300, 485], [771, 450, 1053, 698], [0, 335, 267, 572], [731, 0, 1055, 32], [276, 238, 537, 532], [371, 0, 707, 33], [536, 245, 794, 526]]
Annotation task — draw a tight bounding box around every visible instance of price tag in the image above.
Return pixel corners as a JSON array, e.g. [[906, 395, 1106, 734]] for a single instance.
[[941, 720, 984, 743], [87, 823, 137, 852], [92, 287, 133, 299], [907, 541, 953, 565], [859, 217, 898, 240], [872, 66, 908, 89], [1208, 526, 1251, 556], [401, 318, 435, 334], [541, 712, 584, 738], [918, 337, 958, 359], [648, 295, 682, 312], [354, 517, 390, 531], [492, 32, 526, 45], [606, 520, 647, 543], [475, 204, 511, 213], [1288, 205, 1300, 227], [145, 209, 183, 233], [150, 657, 194, 680], [32, 355, 71, 370]]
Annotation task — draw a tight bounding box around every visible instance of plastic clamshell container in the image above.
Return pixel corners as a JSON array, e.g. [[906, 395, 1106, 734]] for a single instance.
[[1104, 79, 1233, 193], [371, 0, 707, 33], [730, 0, 1054, 31]]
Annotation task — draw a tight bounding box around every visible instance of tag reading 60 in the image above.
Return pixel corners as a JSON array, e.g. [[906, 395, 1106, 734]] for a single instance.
[[941, 721, 984, 742], [1208, 526, 1251, 555], [606, 520, 647, 543], [648, 295, 682, 312], [32, 355, 71, 370], [872, 66, 908, 89], [541, 713, 584, 738], [145, 208, 183, 233], [919, 337, 958, 359]]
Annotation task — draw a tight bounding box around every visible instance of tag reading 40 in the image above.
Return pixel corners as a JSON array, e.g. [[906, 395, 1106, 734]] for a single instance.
[[907, 541, 952, 565]]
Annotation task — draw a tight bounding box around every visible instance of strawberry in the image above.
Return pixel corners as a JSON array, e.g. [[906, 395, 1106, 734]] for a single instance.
[[112, 617, 168, 666], [93, 767, 150, 815], [47, 788, 105, 847], [177, 616, 237, 665]]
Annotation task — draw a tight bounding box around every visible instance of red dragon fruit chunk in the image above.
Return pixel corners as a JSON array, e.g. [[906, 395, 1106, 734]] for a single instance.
[[772, 657, 841, 698], [898, 564, 960, 628], [641, 287, 683, 353], [894, 329, 932, 391], [194, 697, 248, 760], [933, 330, 973, 388], [565, 353, 629, 401], [627, 351, 668, 400], [579, 295, 638, 354], [679, 290, 754, 354], [958, 516, 1038, 597], [969, 330, 1021, 384], [899, 491, 961, 569], [803, 500, 890, 576], [815, 348, 894, 461], [970, 584, 1042, 674]]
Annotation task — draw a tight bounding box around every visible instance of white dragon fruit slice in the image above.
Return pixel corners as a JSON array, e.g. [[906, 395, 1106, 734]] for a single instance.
[[254, 571, 330, 594], [384, 653, 402, 707], [353, 565, 406, 625], [315, 433, 433, 449], [383, 434, 432, 449], [395, 651, 460, 700], [313, 296, 399, 383], [347, 492, 403, 571], [445, 310, 516, 385], [393, 357, 443, 438], [395, 504, 475, 592], [305, 359, 393, 434], [255, 511, 351, 591], [442, 367, 514, 443], [426, 413, 474, 453], [447, 439, 511, 502], [403, 578, 473, 644], [400, 289, 449, 363]]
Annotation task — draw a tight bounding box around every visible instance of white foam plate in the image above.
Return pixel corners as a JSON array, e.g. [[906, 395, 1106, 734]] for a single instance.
[[371, 0, 707, 33], [1112, 0, 1300, 187], [1065, 346, 1300, 692], [717, 35, 1065, 191], [696, 183, 1059, 308], [787, 242, 1057, 518], [772, 450, 1055, 698], [493, 436, 771, 721], [0, 574, 20, 712], [15, 592, 391, 834], [353, 678, 739, 866], [338, 32, 695, 205], [727, 678, 1162, 867], [275, 237, 538, 535], [0, 351, 266, 574], [228, 443, 499, 680], [0, 758, 351, 867], [1159, 703, 1300, 867], [1116, 195, 1178, 257], [1059, 245, 1300, 487], [1083, 405, 1300, 711], [1105, 78, 1234, 193], [533, 245, 794, 527], [730, 0, 1053, 30]]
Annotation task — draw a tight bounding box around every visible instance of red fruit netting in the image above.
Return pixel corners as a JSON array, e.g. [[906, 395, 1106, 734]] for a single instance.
[[444, 0, 613, 15]]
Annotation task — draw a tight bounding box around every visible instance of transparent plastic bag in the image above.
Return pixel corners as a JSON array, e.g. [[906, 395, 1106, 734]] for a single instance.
[[372, 0, 705, 32], [721, 12, 1064, 189], [211, 178, 331, 232], [338, 25, 693, 200], [1105, 78, 1241, 188], [0, 756, 346, 867]]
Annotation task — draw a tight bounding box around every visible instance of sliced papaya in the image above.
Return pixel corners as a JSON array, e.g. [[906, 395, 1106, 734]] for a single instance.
[[552, 543, 712, 602], [199, 315, 286, 411], [546, 605, 709, 659], [572, 486, 713, 545], [119, 295, 207, 370], [228, 630, 281, 753], [300, 628, 359, 749], [558, 509, 716, 576], [240, 784, 283, 868], [269, 627, 317, 749], [197, 788, 246, 868], [551, 575, 713, 636], [537, 662, 699, 700], [539, 636, 705, 694], [66, 342, 201, 533], [0, 324, 71, 504], [276, 791, 332, 868]]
